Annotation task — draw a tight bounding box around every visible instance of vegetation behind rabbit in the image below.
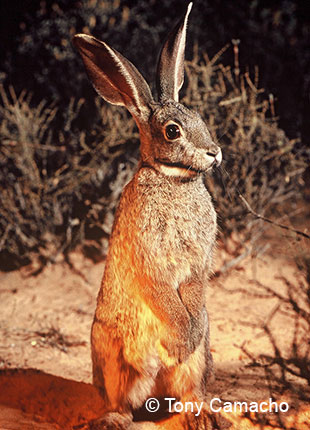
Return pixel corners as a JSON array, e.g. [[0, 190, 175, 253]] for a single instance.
[[73, 2, 222, 427]]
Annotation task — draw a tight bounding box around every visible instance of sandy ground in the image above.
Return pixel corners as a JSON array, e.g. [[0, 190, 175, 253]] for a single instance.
[[0, 228, 309, 429]]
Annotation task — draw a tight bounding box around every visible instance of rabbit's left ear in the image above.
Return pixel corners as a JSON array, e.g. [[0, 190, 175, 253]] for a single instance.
[[156, 2, 192, 102], [73, 34, 153, 122]]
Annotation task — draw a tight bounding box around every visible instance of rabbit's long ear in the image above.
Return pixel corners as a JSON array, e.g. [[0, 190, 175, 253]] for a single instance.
[[156, 2, 192, 102], [73, 34, 153, 122]]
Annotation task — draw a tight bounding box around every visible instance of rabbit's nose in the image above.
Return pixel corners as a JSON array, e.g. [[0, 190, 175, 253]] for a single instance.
[[215, 148, 222, 166], [206, 148, 222, 167]]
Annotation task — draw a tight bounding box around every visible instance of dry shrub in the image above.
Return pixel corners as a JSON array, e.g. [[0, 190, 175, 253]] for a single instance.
[[183, 45, 306, 242], [0, 86, 138, 270], [235, 250, 310, 429], [260, 254, 310, 396], [0, 44, 307, 269], [4, 0, 309, 143]]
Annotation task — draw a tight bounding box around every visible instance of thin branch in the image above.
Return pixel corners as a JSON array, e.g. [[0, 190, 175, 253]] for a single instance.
[[239, 193, 310, 240]]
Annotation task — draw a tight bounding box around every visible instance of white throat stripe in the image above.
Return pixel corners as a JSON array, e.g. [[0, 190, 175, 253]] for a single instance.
[[158, 163, 196, 177]]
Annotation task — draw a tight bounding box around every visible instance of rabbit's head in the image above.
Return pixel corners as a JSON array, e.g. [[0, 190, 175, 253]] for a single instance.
[[73, 2, 221, 178]]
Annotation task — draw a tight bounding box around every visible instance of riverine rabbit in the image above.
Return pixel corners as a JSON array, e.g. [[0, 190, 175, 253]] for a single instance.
[[73, 2, 222, 428]]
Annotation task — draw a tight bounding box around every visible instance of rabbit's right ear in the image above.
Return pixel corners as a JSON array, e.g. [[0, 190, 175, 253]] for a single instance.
[[73, 34, 153, 122], [156, 2, 192, 102]]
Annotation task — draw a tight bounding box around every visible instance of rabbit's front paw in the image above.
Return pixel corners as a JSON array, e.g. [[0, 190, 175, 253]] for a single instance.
[[188, 315, 205, 352], [160, 336, 191, 363]]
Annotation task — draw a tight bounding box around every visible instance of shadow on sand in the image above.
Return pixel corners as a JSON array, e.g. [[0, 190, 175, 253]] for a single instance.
[[0, 368, 105, 429]]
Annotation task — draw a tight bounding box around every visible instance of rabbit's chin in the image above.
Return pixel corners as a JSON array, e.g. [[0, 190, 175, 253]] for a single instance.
[[155, 158, 218, 178], [155, 160, 202, 178], [158, 164, 199, 178]]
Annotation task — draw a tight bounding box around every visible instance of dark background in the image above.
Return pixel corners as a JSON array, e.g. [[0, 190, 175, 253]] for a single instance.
[[0, 0, 309, 145]]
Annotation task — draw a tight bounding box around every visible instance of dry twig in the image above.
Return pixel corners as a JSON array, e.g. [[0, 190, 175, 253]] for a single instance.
[[239, 194, 310, 240]]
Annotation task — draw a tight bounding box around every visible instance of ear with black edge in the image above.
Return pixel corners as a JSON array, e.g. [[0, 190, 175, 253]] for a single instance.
[[73, 34, 154, 122], [156, 2, 193, 102]]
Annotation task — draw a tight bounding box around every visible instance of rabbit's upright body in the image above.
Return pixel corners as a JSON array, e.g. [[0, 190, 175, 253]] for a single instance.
[[73, 2, 222, 427], [92, 166, 216, 410]]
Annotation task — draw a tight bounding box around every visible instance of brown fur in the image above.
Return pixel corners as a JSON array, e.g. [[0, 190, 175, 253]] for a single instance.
[[73, 3, 222, 428]]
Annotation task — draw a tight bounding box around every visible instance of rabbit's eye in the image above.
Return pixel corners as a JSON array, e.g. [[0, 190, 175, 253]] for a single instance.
[[165, 124, 181, 140]]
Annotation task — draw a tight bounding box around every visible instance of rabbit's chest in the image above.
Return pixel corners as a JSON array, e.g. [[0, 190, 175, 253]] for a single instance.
[[157, 186, 216, 255], [126, 174, 217, 285]]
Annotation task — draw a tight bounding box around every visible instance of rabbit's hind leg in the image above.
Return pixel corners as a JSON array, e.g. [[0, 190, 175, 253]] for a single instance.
[[153, 320, 211, 402], [91, 320, 141, 412], [92, 319, 161, 413]]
